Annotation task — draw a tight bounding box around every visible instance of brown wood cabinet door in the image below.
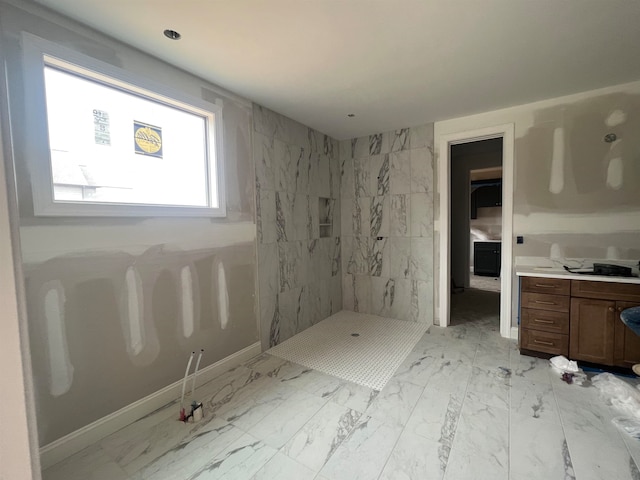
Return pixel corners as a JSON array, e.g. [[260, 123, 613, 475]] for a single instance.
[[614, 301, 640, 368], [569, 298, 615, 364]]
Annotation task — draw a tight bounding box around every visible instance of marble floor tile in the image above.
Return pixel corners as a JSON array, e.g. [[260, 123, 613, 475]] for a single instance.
[[130, 419, 244, 480], [250, 390, 327, 449], [249, 452, 316, 480], [510, 377, 560, 423], [363, 378, 423, 427], [564, 427, 637, 480], [473, 342, 511, 370], [510, 351, 552, 384], [509, 415, 574, 480], [100, 402, 189, 474], [465, 365, 511, 410], [378, 430, 446, 480], [443, 398, 508, 480], [43, 445, 129, 480], [244, 353, 289, 375], [329, 382, 379, 414], [404, 388, 463, 445], [423, 357, 473, 396], [281, 401, 361, 472], [319, 416, 403, 480], [392, 350, 441, 387], [185, 433, 278, 480]]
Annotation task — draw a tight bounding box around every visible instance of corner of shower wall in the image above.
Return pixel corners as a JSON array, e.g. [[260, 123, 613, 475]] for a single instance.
[[253, 104, 342, 349]]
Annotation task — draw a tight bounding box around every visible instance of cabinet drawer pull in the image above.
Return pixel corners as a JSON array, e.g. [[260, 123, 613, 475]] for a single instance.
[[608, 306, 615, 312], [535, 284, 556, 288], [535, 300, 556, 305], [533, 318, 554, 324], [533, 339, 554, 346]]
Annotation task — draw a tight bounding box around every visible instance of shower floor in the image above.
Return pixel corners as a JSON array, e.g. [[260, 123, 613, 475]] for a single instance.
[[267, 310, 427, 391]]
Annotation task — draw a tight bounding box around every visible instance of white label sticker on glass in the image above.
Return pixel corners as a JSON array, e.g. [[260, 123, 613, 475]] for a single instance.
[[93, 109, 110, 146]]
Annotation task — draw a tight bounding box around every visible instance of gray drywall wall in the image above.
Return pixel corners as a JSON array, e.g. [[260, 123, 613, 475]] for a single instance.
[[0, 2, 258, 445]]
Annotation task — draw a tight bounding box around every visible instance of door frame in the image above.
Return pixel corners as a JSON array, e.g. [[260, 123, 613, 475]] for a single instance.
[[438, 123, 515, 338]]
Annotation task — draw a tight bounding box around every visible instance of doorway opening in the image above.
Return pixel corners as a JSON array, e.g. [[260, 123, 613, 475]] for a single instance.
[[438, 124, 514, 339], [450, 139, 503, 330]]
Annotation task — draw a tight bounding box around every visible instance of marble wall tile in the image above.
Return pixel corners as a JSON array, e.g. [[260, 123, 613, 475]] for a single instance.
[[342, 197, 356, 238], [370, 154, 390, 196], [260, 293, 279, 349], [339, 139, 352, 161], [342, 273, 355, 311], [353, 274, 372, 314], [389, 151, 411, 195], [258, 243, 279, 300], [330, 154, 341, 199], [275, 140, 301, 193], [389, 238, 412, 278], [369, 237, 389, 277], [308, 197, 319, 240], [254, 104, 285, 140], [329, 275, 342, 313], [389, 277, 412, 321], [354, 157, 371, 198], [411, 192, 434, 238], [254, 131, 276, 191], [331, 237, 341, 276], [308, 239, 331, 280], [258, 188, 277, 244], [331, 198, 341, 238], [413, 279, 432, 323], [354, 197, 371, 236], [410, 146, 433, 193], [278, 286, 309, 341], [371, 276, 395, 317], [410, 237, 433, 281], [275, 191, 291, 242], [346, 236, 369, 275], [389, 194, 410, 237], [370, 196, 389, 237], [317, 155, 332, 198], [306, 279, 331, 325], [369, 132, 390, 156], [390, 128, 411, 152], [278, 241, 308, 291], [409, 124, 431, 150], [340, 157, 355, 199], [353, 136, 370, 159]]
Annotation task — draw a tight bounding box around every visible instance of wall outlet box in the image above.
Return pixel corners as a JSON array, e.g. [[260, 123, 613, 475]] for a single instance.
[[516, 236, 524, 244]]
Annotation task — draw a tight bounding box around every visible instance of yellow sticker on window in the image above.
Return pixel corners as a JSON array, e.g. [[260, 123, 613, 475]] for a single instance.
[[134, 121, 162, 158]]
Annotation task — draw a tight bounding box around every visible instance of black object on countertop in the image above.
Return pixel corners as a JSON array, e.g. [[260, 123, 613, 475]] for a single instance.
[[563, 263, 634, 277]]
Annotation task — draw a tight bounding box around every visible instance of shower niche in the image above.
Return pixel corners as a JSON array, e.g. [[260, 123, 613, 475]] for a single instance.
[[318, 197, 334, 238]]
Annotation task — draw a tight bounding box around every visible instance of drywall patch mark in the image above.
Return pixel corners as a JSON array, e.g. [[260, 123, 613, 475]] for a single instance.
[[606, 246, 621, 260], [125, 266, 144, 355], [605, 110, 627, 127], [218, 262, 229, 330], [181, 265, 194, 338], [43, 281, 74, 396], [550, 243, 565, 259], [549, 127, 564, 194], [606, 157, 623, 190]]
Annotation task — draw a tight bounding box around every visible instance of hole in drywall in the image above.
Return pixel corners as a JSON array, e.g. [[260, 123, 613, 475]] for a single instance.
[[163, 29, 181, 40], [351, 333, 360, 337]]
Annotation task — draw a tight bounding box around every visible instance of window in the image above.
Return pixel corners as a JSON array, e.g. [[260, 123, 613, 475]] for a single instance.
[[22, 34, 225, 217]]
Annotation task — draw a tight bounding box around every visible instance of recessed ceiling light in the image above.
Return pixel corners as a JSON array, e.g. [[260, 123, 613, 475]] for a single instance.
[[347, 113, 355, 117], [163, 29, 182, 40]]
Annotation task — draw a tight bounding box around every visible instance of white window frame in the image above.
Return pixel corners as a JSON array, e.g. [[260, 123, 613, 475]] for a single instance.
[[21, 33, 226, 217]]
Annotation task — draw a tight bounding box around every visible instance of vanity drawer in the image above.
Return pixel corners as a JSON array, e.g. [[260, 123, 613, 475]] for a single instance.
[[521, 329, 569, 356], [572, 280, 640, 303], [521, 277, 570, 295], [521, 292, 571, 313], [521, 308, 569, 334]]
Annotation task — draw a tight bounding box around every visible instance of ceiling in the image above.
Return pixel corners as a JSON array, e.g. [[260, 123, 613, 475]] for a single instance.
[[33, 0, 640, 140]]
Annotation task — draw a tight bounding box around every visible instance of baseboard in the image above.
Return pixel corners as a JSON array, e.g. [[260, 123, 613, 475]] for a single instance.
[[39, 341, 261, 470], [510, 326, 519, 340]]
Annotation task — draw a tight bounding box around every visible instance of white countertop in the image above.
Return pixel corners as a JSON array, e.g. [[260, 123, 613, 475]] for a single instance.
[[516, 267, 640, 285]]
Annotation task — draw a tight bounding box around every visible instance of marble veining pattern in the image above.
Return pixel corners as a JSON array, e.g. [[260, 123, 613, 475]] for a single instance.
[[341, 123, 434, 324], [43, 301, 640, 480]]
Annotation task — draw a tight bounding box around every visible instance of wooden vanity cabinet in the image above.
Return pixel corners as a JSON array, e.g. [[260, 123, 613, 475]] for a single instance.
[[520, 276, 640, 368]]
